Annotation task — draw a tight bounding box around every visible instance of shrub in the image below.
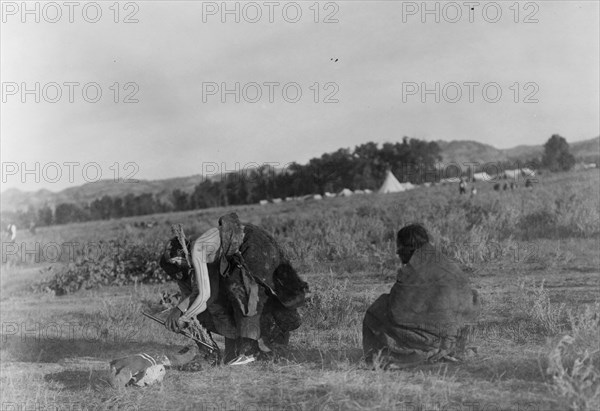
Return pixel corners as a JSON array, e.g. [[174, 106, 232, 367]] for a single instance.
[[513, 280, 568, 336], [547, 328, 600, 411], [518, 210, 559, 239], [33, 238, 169, 295]]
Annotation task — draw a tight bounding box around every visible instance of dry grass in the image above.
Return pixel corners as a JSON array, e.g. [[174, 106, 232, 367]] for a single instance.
[[545, 303, 600, 411], [1, 170, 599, 410]]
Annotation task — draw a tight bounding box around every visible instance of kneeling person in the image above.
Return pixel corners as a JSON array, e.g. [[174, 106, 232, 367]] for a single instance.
[[363, 224, 480, 366], [160, 213, 309, 365]]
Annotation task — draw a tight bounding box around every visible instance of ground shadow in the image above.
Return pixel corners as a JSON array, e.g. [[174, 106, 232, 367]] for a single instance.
[[272, 346, 461, 373], [43, 369, 109, 391], [459, 357, 547, 383], [273, 346, 364, 367], [274, 344, 548, 382], [0, 335, 179, 364], [2, 335, 548, 384]]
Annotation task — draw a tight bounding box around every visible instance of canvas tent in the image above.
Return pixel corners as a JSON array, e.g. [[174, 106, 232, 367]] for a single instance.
[[505, 168, 536, 179], [338, 188, 354, 197], [472, 172, 493, 182], [521, 167, 536, 177], [440, 177, 460, 184], [378, 171, 406, 194], [503, 169, 520, 180]]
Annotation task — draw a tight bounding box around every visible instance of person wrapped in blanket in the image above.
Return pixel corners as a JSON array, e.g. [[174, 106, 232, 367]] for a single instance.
[[362, 223, 480, 368], [159, 213, 309, 366]]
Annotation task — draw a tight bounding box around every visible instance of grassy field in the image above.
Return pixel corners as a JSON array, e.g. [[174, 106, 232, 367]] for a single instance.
[[1, 170, 599, 410]]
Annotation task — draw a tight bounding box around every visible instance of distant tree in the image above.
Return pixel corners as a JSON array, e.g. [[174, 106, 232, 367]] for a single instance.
[[18, 205, 38, 228], [403, 138, 442, 183], [123, 193, 138, 216], [542, 134, 575, 172], [356, 163, 378, 190], [172, 189, 190, 211], [54, 205, 68, 224], [37, 205, 54, 226], [54, 203, 87, 224], [136, 193, 158, 215], [90, 195, 113, 220], [112, 197, 124, 218], [191, 180, 221, 209], [249, 165, 278, 201], [224, 173, 250, 205]]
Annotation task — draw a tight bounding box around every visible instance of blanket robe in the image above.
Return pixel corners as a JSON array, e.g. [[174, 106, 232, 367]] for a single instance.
[[363, 243, 480, 363], [160, 223, 308, 343]]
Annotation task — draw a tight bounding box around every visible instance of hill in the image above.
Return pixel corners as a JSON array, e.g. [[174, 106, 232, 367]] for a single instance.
[[1, 175, 204, 213], [438, 136, 599, 165], [570, 136, 600, 161], [502, 144, 544, 161], [500, 136, 600, 162], [2, 137, 598, 212], [436, 140, 509, 164]]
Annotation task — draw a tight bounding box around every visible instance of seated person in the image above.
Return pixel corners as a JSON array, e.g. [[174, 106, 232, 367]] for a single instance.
[[363, 224, 480, 367]]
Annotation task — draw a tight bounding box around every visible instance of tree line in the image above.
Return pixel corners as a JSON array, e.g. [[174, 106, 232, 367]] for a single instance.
[[2, 135, 580, 227]]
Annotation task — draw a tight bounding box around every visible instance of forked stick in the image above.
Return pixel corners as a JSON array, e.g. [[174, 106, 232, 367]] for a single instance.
[[142, 311, 218, 355], [171, 223, 192, 267]]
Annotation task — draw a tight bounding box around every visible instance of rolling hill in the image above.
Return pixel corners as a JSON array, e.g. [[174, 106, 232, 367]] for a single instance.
[[570, 136, 600, 160], [438, 136, 599, 165], [436, 140, 509, 164], [1, 175, 205, 213], [2, 137, 598, 212]]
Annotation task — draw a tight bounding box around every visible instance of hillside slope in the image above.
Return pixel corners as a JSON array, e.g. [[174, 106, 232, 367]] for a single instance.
[[3, 137, 598, 212]]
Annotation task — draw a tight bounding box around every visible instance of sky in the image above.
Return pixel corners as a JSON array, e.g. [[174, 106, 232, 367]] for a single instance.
[[1, 0, 599, 192]]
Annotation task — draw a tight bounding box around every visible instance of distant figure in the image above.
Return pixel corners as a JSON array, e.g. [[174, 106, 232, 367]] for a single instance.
[[5, 224, 17, 242], [525, 179, 534, 190], [458, 178, 467, 195], [502, 183, 508, 191], [470, 186, 477, 197], [510, 182, 517, 191], [493, 183, 501, 191], [29, 221, 36, 234]]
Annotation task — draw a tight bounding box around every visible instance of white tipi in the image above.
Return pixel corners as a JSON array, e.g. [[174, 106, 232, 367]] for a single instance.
[[378, 170, 406, 194]]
